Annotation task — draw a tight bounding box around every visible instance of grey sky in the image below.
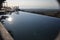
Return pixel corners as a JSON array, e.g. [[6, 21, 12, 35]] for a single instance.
[[6, 0, 59, 9]]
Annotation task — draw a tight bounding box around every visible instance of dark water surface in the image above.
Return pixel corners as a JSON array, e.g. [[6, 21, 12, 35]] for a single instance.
[[3, 11, 60, 40]]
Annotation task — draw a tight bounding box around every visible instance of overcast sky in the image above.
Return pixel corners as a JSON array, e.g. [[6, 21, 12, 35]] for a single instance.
[[6, 0, 59, 9]]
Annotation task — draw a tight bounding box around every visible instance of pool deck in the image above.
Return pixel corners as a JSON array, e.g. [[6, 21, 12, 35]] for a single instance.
[[55, 32, 60, 40], [0, 22, 14, 40]]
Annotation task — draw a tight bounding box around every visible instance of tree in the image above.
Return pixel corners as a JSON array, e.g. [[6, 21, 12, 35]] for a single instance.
[[0, 0, 6, 9]]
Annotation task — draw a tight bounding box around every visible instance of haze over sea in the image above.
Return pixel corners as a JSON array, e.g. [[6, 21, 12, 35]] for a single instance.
[[6, 0, 59, 9]]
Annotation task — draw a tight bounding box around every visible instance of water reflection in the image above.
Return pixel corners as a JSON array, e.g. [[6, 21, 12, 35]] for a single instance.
[[0, 16, 8, 24], [0, 10, 19, 23], [0, 11, 19, 39], [7, 16, 13, 22]]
